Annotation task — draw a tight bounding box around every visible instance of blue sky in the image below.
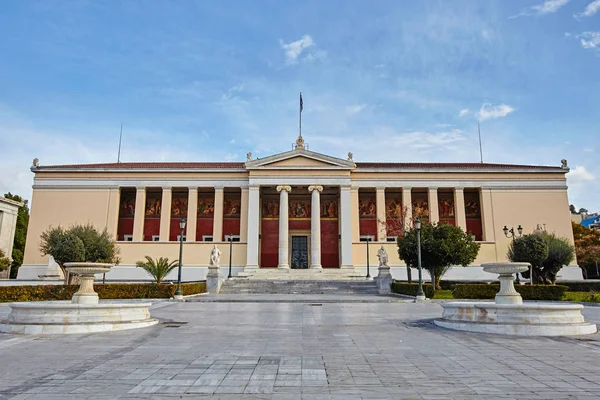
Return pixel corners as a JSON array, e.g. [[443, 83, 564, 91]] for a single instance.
[[0, 0, 598, 211]]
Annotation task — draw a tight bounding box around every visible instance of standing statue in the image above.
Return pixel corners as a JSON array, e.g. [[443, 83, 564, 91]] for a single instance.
[[209, 245, 222, 267], [377, 246, 389, 267], [246, 152, 252, 162]]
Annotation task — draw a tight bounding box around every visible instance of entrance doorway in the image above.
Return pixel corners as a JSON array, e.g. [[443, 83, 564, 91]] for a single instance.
[[291, 235, 309, 269]]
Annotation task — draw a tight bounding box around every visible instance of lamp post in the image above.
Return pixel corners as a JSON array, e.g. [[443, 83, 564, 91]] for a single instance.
[[415, 218, 425, 301], [503, 225, 523, 284], [228, 233, 233, 278], [366, 232, 371, 279], [174, 218, 186, 300]]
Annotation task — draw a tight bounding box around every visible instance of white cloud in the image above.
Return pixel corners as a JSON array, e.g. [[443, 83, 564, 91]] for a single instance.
[[345, 104, 367, 114], [510, 0, 570, 18], [579, 32, 600, 49], [568, 165, 595, 184], [279, 35, 314, 64], [575, 0, 600, 18], [477, 103, 515, 121], [458, 108, 471, 117]]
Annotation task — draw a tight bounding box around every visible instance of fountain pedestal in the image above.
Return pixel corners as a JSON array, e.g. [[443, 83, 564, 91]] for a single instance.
[[434, 262, 597, 336], [1, 263, 158, 335]]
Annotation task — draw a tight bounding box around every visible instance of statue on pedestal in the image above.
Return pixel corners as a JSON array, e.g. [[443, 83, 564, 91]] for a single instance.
[[209, 245, 222, 267], [377, 246, 389, 267]]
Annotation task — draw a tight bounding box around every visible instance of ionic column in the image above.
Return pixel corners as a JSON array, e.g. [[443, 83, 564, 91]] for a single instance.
[[309, 185, 323, 270], [454, 187, 467, 230], [376, 188, 386, 241], [159, 187, 172, 241], [240, 188, 249, 242], [350, 188, 360, 242], [213, 187, 224, 242], [132, 187, 146, 241], [428, 187, 439, 224], [186, 188, 198, 241], [340, 186, 353, 269], [277, 185, 292, 269], [402, 187, 412, 230], [106, 188, 120, 239], [246, 186, 260, 269]]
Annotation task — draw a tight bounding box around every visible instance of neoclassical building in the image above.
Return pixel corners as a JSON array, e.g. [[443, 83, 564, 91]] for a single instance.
[[19, 136, 580, 280]]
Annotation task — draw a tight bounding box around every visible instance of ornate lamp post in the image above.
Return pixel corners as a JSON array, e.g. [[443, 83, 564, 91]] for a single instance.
[[415, 218, 425, 301], [503, 225, 523, 284], [366, 232, 371, 279], [174, 218, 186, 300], [228, 233, 233, 278]]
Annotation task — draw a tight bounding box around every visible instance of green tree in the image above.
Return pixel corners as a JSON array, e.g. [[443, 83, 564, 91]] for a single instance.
[[540, 234, 575, 284], [0, 249, 10, 272], [40, 224, 120, 283], [572, 222, 600, 278], [136, 256, 178, 283], [508, 234, 548, 284], [397, 222, 480, 290], [3, 193, 29, 279]]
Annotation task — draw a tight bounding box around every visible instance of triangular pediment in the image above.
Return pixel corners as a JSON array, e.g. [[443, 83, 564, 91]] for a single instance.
[[245, 149, 356, 170]]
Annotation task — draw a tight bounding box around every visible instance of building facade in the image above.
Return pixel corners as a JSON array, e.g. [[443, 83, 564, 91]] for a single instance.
[[1, 197, 23, 279], [18, 139, 580, 281]]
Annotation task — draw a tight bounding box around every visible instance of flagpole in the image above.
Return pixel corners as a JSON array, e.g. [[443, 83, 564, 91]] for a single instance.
[[299, 92, 302, 137]]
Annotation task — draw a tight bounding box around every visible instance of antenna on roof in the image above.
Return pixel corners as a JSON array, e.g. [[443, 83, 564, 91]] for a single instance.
[[117, 123, 123, 163], [477, 121, 484, 164]]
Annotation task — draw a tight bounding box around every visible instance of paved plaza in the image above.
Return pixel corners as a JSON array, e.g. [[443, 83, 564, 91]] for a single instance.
[[1, 296, 600, 399]]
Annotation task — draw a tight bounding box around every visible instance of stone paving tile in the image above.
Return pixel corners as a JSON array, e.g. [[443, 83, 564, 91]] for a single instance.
[[1, 299, 600, 399]]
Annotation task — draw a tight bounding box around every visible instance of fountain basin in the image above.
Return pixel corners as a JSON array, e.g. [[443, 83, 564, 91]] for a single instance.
[[64, 262, 112, 304], [0, 301, 158, 335]]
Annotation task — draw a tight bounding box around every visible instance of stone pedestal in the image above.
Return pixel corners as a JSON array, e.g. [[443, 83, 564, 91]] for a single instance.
[[38, 256, 64, 281], [376, 266, 392, 294], [72, 273, 99, 304], [206, 266, 223, 294], [496, 274, 522, 304]]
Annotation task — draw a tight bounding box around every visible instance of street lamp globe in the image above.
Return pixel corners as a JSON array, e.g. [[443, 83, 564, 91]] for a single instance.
[[415, 218, 421, 230], [179, 218, 186, 230]]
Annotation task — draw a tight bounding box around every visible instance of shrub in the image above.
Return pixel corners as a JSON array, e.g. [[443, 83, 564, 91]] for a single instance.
[[0, 282, 206, 302], [451, 284, 568, 301], [557, 281, 600, 292], [136, 256, 179, 283], [391, 281, 435, 298], [0, 249, 10, 272]]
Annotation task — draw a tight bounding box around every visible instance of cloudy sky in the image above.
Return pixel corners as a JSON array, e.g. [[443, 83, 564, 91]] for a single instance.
[[0, 0, 598, 211]]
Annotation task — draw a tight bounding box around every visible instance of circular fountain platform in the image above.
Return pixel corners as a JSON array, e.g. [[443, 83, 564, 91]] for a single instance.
[[0, 301, 158, 335], [434, 302, 597, 336]]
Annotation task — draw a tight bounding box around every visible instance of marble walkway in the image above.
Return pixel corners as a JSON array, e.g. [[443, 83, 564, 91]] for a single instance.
[[1, 296, 600, 399]]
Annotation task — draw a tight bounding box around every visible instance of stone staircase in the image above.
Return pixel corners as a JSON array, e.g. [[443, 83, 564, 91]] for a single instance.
[[219, 278, 380, 295]]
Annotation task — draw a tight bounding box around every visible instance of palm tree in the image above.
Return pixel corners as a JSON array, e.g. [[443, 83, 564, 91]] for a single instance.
[[136, 256, 178, 283]]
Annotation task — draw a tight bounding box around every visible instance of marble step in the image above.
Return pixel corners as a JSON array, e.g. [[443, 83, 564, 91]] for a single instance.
[[219, 279, 379, 295]]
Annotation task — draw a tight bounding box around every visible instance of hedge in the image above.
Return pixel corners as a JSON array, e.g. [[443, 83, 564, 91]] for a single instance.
[[391, 282, 435, 298], [558, 281, 600, 293], [0, 282, 206, 302], [452, 284, 568, 301]]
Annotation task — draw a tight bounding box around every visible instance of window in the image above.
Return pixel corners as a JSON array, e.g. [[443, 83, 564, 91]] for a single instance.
[[225, 235, 241, 242], [202, 235, 213, 242], [386, 236, 397, 242], [123, 235, 133, 242], [176, 235, 187, 242], [359, 235, 375, 242], [151, 235, 160, 242]]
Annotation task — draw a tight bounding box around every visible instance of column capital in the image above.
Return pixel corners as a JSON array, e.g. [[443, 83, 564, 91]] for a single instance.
[[276, 185, 292, 193], [308, 185, 323, 193], [454, 187, 465, 192], [376, 187, 386, 191], [188, 187, 198, 192], [214, 186, 224, 192], [428, 187, 438, 191], [162, 186, 172, 191], [402, 186, 412, 191], [136, 186, 146, 191]]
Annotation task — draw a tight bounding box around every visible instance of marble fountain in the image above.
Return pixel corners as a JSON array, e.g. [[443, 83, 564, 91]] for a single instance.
[[0, 263, 157, 335], [434, 262, 597, 336]]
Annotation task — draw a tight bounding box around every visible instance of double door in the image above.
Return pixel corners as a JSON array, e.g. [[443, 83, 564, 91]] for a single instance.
[[290, 234, 309, 269]]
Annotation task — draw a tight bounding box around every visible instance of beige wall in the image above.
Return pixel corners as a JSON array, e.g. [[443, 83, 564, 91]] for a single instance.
[[117, 242, 247, 267], [23, 188, 116, 265]]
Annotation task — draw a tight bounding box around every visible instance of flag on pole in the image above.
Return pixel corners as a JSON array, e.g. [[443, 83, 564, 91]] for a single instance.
[[300, 92, 303, 112]]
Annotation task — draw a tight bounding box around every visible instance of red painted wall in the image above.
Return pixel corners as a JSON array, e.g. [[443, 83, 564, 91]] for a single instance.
[[117, 218, 134, 241], [222, 218, 240, 240], [466, 219, 483, 241], [439, 218, 456, 226], [169, 218, 187, 241], [321, 220, 339, 268], [260, 219, 279, 268], [143, 218, 160, 241], [360, 220, 377, 237], [289, 220, 310, 231], [196, 218, 213, 241]]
